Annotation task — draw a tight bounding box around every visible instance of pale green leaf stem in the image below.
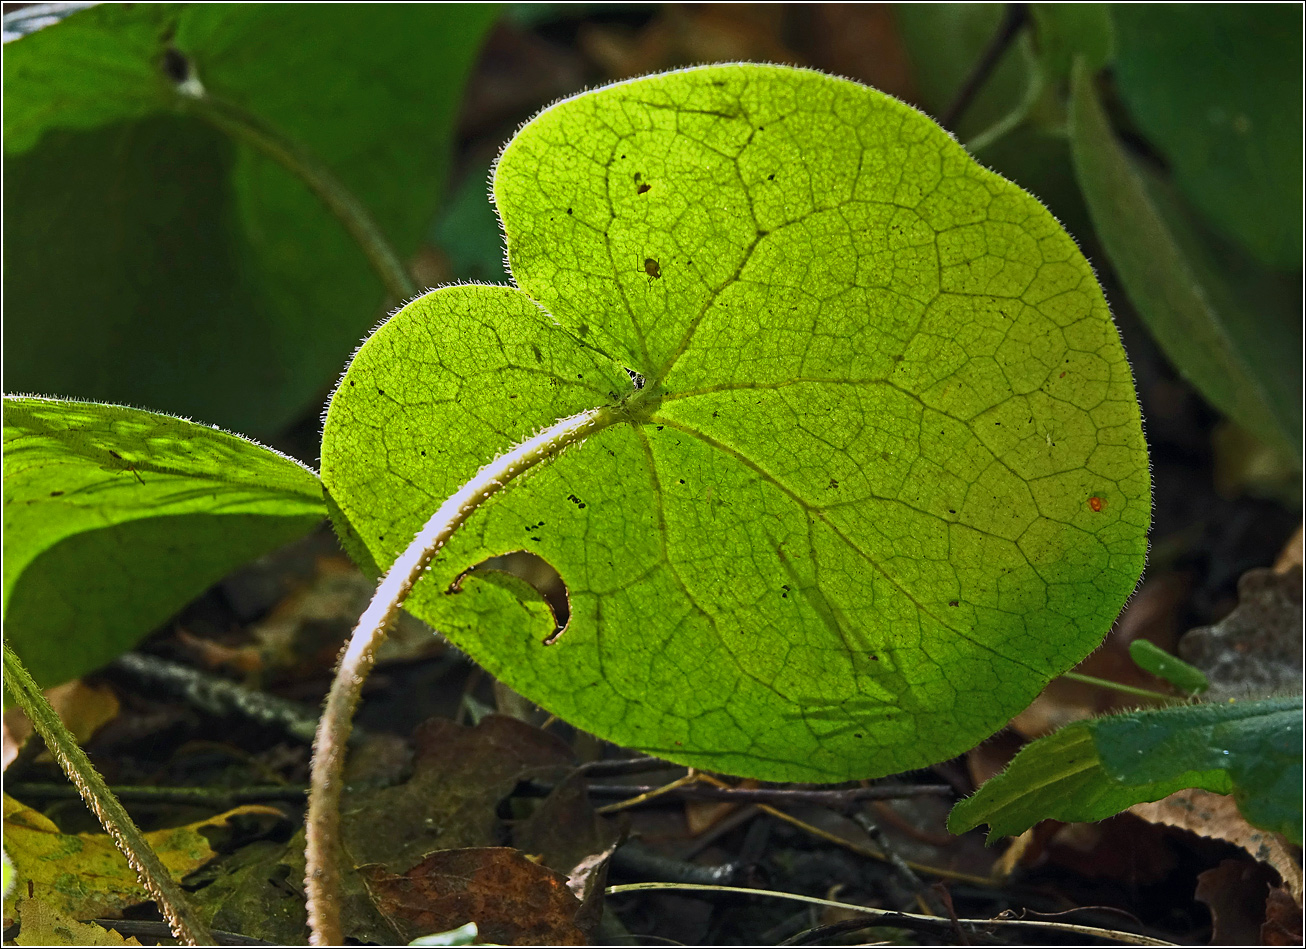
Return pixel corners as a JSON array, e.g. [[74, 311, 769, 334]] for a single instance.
[[306, 406, 616, 945]]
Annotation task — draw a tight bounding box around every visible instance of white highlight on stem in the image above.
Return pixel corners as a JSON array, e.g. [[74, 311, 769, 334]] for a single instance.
[[305, 405, 613, 945]]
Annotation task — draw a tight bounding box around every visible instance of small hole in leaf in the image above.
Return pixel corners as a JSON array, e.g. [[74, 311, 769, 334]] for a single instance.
[[162, 47, 190, 84], [447, 550, 570, 643]]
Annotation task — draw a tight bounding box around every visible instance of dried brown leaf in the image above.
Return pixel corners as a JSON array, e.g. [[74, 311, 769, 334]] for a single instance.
[[1179, 566, 1303, 702], [341, 716, 574, 873], [3, 680, 120, 771], [360, 847, 589, 945], [1131, 788, 1302, 906], [1196, 858, 1277, 945], [1263, 886, 1304, 945]]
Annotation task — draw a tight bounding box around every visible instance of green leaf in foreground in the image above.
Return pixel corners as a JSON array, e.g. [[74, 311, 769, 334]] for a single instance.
[[321, 64, 1150, 782], [948, 696, 1302, 844], [3, 397, 325, 688], [3, 4, 496, 437], [1068, 62, 1302, 463]]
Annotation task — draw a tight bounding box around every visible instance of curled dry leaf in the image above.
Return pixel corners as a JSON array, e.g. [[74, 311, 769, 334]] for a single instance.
[[1130, 788, 1302, 906], [1195, 858, 1280, 946], [2, 679, 120, 771], [1179, 565, 1303, 702], [1263, 886, 1304, 946]]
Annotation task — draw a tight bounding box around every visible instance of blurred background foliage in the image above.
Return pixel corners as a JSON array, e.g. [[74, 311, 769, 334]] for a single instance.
[[4, 2, 1301, 471]]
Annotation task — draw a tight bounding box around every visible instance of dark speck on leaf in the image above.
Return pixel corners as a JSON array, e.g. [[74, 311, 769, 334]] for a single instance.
[[378, 388, 385, 396], [637, 183, 651, 194], [421, 451, 426, 456], [49, 490, 63, 497], [948, 600, 959, 607], [644, 257, 661, 279], [657, 426, 664, 431], [679, 479, 685, 484], [767, 174, 775, 180], [162, 46, 189, 83], [566, 208, 573, 214]]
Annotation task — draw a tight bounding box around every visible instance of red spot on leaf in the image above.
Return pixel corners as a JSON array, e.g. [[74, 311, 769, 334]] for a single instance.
[[1089, 496, 1104, 512]]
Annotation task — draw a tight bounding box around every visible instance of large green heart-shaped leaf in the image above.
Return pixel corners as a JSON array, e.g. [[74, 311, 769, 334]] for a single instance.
[[3, 4, 496, 437], [321, 64, 1150, 782], [3, 397, 325, 688]]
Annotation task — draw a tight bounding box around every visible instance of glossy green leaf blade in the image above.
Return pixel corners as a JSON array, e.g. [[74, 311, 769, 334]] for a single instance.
[[323, 64, 1150, 781], [949, 697, 1302, 843], [946, 719, 1232, 842], [3, 4, 496, 437], [3, 397, 325, 687], [1068, 64, 1302, 463], [1112, 5, 1303, 269], [1094, 697, 1303, 844]]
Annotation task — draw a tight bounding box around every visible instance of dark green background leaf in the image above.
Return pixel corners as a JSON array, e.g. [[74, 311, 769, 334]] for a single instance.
[[3, 4, 497, 437], [3, 397, 324, 687], [894, 4, 1037, 144], [1112, 5, 1303, 269], [1069, 63, 1302, 463]]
